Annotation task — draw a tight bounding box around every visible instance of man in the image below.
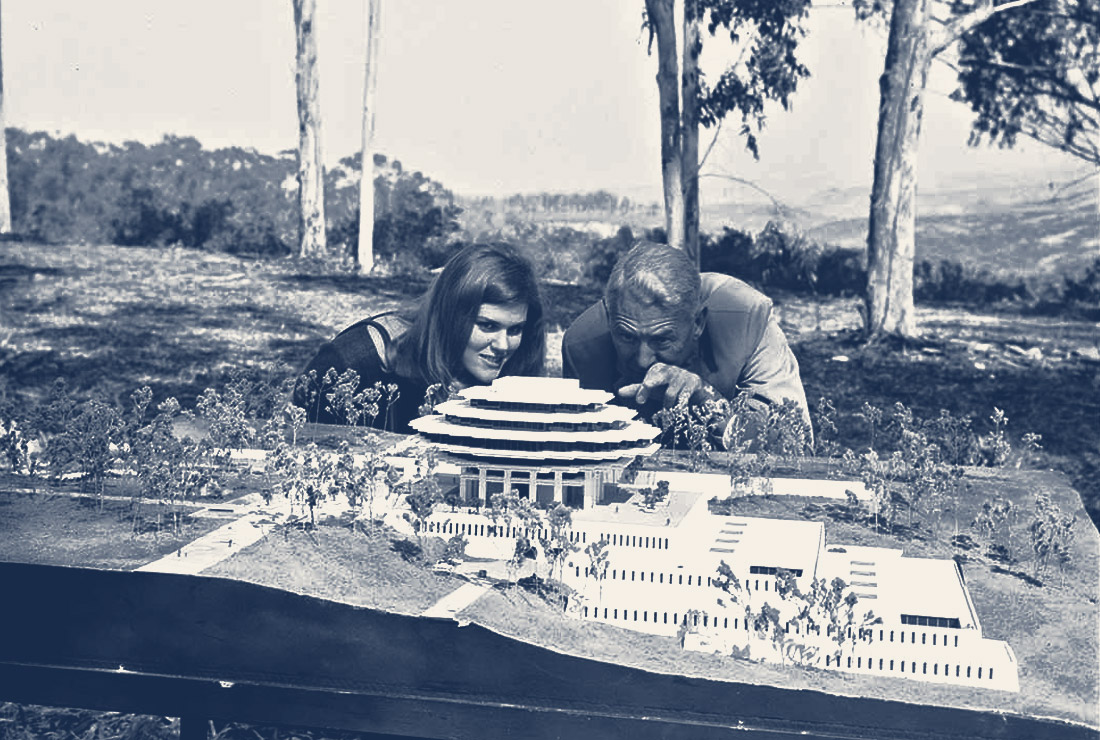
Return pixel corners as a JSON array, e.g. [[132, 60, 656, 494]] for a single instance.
[[561, 240, 810, 449]]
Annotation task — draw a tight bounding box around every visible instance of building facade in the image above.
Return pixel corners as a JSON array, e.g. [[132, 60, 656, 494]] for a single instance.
[[409, 377, 660, 508]]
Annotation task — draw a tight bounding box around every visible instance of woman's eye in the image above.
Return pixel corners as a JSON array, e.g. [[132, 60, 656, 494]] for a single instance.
[[507, 325, 524, 337], [476, 321, 496, 333]]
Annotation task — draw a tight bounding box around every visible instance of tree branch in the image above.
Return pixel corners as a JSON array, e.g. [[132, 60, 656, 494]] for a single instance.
[[698, 172, 787, 218], [699, 119, 724, 170], [929, 0, 1039, 56]]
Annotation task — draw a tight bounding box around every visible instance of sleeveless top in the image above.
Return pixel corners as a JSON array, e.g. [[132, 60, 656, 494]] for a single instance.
[[291, 313, 434, 434]]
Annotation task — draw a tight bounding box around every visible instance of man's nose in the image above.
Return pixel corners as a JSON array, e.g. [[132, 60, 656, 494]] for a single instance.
[[636, 340, 657, 369]]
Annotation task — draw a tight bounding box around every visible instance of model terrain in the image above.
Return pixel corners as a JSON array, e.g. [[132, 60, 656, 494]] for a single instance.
[[1, 376, 1096, 729]]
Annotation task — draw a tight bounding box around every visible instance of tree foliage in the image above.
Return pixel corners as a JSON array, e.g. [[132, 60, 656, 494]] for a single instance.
[[952, 0, 1099, 164], [5, 129, 459, 267], [691, 0, 813, 158]]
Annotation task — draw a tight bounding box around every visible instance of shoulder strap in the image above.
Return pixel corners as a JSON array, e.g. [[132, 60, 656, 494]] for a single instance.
[[331, 311, 400, 376]]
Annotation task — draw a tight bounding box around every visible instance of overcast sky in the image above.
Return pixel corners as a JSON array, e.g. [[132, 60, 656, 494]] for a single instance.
[[4, 0, 1086, 202]]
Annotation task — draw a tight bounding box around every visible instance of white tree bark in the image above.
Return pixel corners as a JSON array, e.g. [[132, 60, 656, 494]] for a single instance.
[[645, 0, 685, 252], [864, 0, 1038, 337], [0, 0, 12, 235], [293, 0, 327, 259], [865, 0, 932, 338], [357, 0, 382, 272], [681, 0, 701, 266]]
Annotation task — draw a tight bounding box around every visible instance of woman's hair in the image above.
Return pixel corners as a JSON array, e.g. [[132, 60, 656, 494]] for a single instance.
[[392, 243, 545, 387]]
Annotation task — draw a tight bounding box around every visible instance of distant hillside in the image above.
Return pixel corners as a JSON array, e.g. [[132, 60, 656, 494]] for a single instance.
[[798, 177, 1098, 279]]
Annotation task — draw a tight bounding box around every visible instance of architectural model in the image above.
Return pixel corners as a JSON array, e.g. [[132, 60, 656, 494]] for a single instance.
[[409, 376, 660, 508], [411, 376, 1019, 692]]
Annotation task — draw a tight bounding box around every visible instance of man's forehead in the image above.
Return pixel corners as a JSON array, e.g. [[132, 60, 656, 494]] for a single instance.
[[610, 293, 692, 332]]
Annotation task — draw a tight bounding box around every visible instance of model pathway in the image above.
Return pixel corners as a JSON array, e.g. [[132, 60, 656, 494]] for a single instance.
[[420, 582, 491, 620], [135, 509, 277, 575]]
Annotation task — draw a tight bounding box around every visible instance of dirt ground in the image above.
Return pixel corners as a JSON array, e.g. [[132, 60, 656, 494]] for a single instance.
[[1, 241, 1097, 530]]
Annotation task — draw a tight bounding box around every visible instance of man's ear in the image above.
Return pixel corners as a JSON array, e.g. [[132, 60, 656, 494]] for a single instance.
[[692, 305, 708, 340]]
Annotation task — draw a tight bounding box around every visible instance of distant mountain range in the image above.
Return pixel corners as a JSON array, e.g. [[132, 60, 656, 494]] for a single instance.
[[699, 171, 1099, 278]]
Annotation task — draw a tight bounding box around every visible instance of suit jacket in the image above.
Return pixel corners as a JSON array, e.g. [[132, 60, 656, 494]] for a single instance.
[[561, 273, 811, 439]]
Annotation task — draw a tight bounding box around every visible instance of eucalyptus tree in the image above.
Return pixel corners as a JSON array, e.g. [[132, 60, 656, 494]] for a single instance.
[[0, 0, 10, 234], [292, 0, 327, 258], [642, 0, 812, 265], [358, 0, 383, 271], [858, 0, 1052, 337]]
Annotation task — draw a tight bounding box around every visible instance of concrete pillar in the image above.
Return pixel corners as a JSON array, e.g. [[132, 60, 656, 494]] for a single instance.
[[478, 467, 487, 506], [554, 470, 564, 504], [584, 469, 599, 509]]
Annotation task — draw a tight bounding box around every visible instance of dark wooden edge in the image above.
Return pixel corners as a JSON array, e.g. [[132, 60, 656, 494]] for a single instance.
[[0, 561, 1094, 740]]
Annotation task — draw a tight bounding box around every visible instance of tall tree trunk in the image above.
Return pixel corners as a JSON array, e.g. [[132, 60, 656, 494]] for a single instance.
[[357, 0, 382, 272], [645, 0, 685, 251], [0, 0, 11, 235], [865, 0, 935, 338], [293, 0, 327, 259], [680, 0, 701, 267]]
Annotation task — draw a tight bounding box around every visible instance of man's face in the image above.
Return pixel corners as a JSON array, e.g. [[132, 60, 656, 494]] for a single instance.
[[607, 289, 703, 381]]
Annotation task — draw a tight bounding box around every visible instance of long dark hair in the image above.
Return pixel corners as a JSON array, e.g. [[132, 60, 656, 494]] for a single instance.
[[392, 243, 545, 388]]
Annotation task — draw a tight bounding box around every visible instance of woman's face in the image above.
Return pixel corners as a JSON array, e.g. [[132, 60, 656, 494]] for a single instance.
[[461, 302, 528, 385]]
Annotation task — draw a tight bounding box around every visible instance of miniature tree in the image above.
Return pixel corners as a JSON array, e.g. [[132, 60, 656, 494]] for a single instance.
[[268, 440, 343, 529], [640, 479, 670, 510], [0, 417, 31, 475], [619, 455, 644, 484], [584, 537, 610, 605], [131, 397, 219, 536], [540, 503, 577, 607], [972, 495, 1016, 563], [403, 447, 442, 548], [196, 384, 254, 463], [442, 533, 467, 565], [491, 490, 542, 589], [857, 401, 883, 453], [53, 399, 126, 507], [1028, 491, 1076, 582], [812, 396, 841, 458]]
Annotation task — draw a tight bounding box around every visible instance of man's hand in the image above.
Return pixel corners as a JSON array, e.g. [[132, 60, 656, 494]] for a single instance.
[[617, 362, 710, 408]]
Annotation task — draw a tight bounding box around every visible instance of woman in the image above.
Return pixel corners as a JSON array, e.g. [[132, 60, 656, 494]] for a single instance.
[[293, 243, 545, 433]]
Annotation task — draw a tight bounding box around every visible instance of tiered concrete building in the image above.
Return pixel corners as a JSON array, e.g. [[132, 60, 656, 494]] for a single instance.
[[559, 515, 1019, 692], [409, 377, 660, 508]]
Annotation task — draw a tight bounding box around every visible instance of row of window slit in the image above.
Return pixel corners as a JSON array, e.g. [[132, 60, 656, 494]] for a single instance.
[[577, 606, 990, 680], [424, 519, 669, 550], [825, 654, 992, 681]]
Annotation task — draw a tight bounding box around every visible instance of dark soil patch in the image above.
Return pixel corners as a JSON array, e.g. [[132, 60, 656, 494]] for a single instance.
[[0, 491, 223, 570]]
